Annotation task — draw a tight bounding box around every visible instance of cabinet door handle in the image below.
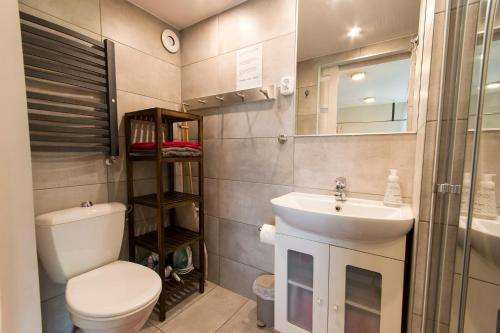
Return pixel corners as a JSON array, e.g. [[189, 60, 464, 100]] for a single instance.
[[332, 304, 339, 311], [316, 297, 322, 305]]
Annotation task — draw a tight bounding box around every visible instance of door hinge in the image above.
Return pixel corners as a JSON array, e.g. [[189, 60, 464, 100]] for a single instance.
[[435, 183, 462, 194]]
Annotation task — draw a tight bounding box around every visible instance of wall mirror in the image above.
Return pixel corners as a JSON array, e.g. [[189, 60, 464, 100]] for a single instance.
[[296, 0, 422, 135]]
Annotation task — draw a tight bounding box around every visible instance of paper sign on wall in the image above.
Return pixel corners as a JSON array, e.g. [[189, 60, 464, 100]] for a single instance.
[[236, 44, 262, 91]]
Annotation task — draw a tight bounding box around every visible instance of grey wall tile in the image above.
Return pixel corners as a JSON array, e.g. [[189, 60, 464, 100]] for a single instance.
[[31, 153, 107, 190], [217, 0, 296, 54], [204, 139, 221, 179], [33, 183, 108, 215], [219, 179, 291, 226], [207, 251, 220, 284], [294, 134, 416, 197], [205, 215, 219, 254], [41, 294, 73, 333], [221, 95, 295, 138], [219, 257, 265, 300], [181, 57, 219, 100], [204, 178, 219, 217], [219, 138, 293, 185], [101, 0, 180, 66], [115, 42, 181, 102], [180, 16, 219, 66], [219, 219, 274, 272], [20, 0, 101, 34]]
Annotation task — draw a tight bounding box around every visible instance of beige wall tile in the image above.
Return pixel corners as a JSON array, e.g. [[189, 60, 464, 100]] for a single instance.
[[33, 183, 108, 215], [427, 12, 445, 122], [413, 221, 429, 315], [218, 179, 291, 226], [115, 42, 181, 102], [217, 0, 296, 54], [31, 152, 107, 190], [221, 95, 295, 138], [219, 137, 293, 185], [219, 257, 264, 299], [219, 219, 274, 272], [181, 57, 219, 100], [297, 59, 320, 89], [297, 86, 318, 115], [294, 134, 416, 197], [20, 0, 101, 34], [38, 260, 65, 302], [101, 0, 180, 66], [419, 121, 437, 222], [180, 16, 219, 66]]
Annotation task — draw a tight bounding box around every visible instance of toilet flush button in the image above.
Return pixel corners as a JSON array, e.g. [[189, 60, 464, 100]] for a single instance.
[[81, 201, 94, 208]]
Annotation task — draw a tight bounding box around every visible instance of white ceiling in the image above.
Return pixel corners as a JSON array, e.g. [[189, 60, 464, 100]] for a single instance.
[[337, 58, 411, 108], [127, 0, 247, 30], [298, 0, 420, 61]]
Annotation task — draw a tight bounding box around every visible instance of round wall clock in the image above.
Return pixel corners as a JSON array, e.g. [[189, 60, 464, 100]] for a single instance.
[[161, 29, 179, 53]]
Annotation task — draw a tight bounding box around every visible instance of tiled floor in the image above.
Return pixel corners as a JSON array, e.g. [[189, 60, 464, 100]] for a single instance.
[[141, 282, 276, 333]]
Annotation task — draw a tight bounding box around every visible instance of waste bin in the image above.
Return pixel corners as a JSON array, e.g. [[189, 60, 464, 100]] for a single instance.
[[253, 273, 275, 328]]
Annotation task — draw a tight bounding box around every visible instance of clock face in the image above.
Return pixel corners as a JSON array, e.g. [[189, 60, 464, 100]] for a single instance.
[[161, 29, 179, 53]]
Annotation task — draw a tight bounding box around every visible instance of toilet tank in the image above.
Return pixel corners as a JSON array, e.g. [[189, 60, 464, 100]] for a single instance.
[[35, 203, 127, 283]]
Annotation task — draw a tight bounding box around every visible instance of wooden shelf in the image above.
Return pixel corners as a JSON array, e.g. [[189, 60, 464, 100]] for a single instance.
[[128, 154, 202, 163], [124, 107, 205, 322], [133, 191, 200, 209], [124, 107, 201, 122], [134, 226, 200, 255]]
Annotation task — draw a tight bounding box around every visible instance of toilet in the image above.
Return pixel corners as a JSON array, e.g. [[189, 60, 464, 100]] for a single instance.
[[35, 202, 162, 333]]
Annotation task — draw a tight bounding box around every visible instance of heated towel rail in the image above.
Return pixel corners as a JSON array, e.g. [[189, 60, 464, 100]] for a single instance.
[[19, 12, 119, 156]]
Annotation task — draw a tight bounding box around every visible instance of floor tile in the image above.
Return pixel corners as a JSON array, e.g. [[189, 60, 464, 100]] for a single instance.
[[216, 300, 276, 333], [148, 281, 217, 327], [158, 286, 247, 332], [140, 321, 161, 332]]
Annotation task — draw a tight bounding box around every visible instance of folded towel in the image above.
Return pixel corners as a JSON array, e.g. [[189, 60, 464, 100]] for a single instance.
[[131, 141, 201, 150], [130, 147, 201, 157]]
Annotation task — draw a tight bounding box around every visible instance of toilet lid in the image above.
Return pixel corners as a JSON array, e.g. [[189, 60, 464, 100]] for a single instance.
[[66, 261, 162, 319]]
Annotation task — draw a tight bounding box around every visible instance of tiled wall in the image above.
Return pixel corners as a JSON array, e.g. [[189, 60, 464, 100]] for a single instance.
[[181, 0, 418, 299], [19, 0, 181, 331], [180, 0, 297, 298]]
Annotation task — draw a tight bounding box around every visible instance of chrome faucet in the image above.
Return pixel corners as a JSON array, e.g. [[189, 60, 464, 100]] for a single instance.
[[334, 177, 347, 211]]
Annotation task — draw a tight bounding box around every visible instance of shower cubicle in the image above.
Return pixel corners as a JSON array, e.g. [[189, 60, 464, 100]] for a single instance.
[[420, 0, 500, 331]]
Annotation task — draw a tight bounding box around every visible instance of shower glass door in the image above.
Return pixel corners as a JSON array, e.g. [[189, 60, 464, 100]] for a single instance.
[[426, 0, 500, 331]]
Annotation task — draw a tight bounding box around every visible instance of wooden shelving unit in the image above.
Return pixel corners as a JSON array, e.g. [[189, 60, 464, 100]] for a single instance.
[[123, 107, 204, 322]]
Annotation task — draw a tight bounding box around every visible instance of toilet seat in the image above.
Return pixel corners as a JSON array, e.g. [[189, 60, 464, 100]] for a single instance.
[[66, 260, 162, 320]]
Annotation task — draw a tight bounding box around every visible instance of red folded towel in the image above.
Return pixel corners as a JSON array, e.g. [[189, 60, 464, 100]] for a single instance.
[[131, 141, 201, 150]]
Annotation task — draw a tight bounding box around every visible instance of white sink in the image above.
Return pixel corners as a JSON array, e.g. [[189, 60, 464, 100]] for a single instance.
[[270, 192, 414, 241], [458, 215, 500, 265]]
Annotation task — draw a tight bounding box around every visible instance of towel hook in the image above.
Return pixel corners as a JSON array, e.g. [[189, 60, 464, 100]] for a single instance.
[[236, 92, 245, 102], [259, 89, 269, 99], [197, 99, 207, 104], [215, 96, 224, 102]]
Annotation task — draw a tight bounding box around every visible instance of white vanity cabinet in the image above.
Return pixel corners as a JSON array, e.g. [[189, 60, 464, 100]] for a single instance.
[[328, 246, 404, 333], [275, 234, 330, 333], [275, 233, 405, 333]]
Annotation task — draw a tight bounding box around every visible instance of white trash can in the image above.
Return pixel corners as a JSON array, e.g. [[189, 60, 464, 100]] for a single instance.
[[253, 273, 275, 328]]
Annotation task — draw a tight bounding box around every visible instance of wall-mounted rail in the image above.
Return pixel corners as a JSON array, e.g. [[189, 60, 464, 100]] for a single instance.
[[19, 12, 119, 156], [182, 85, 275, 111]]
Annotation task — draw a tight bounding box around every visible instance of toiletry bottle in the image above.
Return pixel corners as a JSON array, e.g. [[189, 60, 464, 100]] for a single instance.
[[460, 173, 471, 216], [474, 174, 497, 220], [383, 169, 403, 207]]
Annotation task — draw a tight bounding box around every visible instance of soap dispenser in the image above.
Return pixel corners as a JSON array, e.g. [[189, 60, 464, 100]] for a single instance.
[[474, 173, 497, 220], [384, 169, 403, 207]]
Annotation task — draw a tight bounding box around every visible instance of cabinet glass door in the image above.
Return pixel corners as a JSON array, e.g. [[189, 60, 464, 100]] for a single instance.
[[344, 265, 381, 332], [329, 246, 404, 333], [275, 234, 329, 333]]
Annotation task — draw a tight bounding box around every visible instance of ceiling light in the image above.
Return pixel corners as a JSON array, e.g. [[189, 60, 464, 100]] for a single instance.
[[486, 82, 500, 90], [348, 27, 361, 38], [351, 72, 366, 81], [364, 97, 375, 103]]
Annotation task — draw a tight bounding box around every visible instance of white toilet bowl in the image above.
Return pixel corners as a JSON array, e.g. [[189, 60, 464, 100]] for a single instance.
[[66, 261, 162, 333]]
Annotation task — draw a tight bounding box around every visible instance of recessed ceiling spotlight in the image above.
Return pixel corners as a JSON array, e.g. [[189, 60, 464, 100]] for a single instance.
[[364, 97, 375, 103], [348, 27, 361, 38], [486, 82, 500, 90], [351, 72, 366, 81]]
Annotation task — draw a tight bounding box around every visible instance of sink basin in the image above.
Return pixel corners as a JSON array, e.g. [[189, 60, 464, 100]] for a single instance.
[[270, 192, 414, 241], [458, 215, 500, 265]]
